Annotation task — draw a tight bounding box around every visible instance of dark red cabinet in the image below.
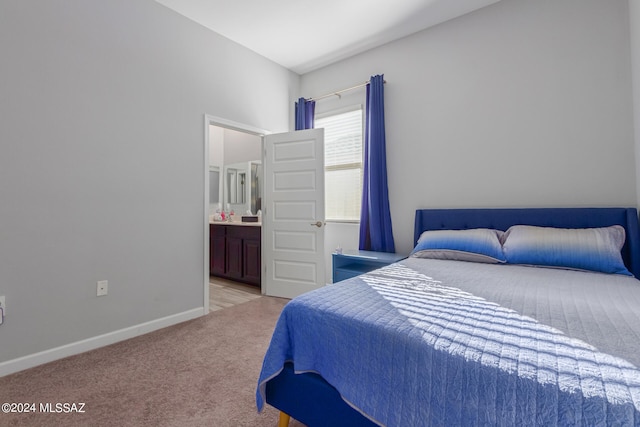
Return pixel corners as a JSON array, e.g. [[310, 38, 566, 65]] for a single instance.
[[210, 224, 226, 276], [226, 236, 243, 279], [242, 238, 261, 284], [210, 224, 261, 287]]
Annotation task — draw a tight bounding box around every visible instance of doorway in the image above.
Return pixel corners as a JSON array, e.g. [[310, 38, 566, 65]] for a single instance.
[[203, 115, 268, 314]]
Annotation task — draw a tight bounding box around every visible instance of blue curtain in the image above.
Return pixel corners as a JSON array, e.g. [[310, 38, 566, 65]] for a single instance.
[[295, 97, 315, 130], [359, 75, 395, 253]]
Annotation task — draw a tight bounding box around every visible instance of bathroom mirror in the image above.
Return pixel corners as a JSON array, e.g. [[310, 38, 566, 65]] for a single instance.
[[209, 166, 220, 205], [249, 161, 262, 214], [223, 160, 261, 214], [209, 124, 263, 217]]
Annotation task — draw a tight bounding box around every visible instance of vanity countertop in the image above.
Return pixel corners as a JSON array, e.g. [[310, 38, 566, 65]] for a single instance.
[[210, 220, 261, 227]]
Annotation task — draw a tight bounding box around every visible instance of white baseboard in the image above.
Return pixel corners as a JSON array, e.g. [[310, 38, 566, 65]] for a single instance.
[[0, 307, 205, 377]]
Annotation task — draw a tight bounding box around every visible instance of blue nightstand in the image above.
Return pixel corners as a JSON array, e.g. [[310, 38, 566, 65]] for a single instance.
[[332, 250, 407, 283]]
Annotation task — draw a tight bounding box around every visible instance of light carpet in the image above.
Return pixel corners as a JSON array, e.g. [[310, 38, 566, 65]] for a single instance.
[[0, 296, 304, 427]]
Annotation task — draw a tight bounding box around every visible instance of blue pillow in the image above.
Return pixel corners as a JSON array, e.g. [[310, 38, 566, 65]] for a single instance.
[[411, 228, 506, 264], [502, 225, 631, 276]]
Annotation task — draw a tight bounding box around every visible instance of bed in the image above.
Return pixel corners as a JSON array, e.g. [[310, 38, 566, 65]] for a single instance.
[[257, 207, 640, 426]]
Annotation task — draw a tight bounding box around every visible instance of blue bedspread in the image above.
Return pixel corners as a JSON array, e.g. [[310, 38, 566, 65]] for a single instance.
[[257, 259, 640, 426]]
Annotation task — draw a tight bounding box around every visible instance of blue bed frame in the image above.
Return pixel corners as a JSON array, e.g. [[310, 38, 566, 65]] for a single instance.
[[265, 207, 640, 426]]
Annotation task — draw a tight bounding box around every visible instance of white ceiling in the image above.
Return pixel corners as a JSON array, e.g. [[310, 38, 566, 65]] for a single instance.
[[155, 0, 502, 75]]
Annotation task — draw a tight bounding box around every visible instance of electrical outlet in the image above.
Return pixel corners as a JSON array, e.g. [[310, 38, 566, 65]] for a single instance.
[[97, 280, 108, 297]]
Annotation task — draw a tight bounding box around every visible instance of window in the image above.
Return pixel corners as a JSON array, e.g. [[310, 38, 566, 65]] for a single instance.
[[316, 107, 363, 222]]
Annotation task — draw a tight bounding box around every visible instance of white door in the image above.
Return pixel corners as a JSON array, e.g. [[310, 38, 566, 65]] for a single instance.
[[263, 128, 325, 299]]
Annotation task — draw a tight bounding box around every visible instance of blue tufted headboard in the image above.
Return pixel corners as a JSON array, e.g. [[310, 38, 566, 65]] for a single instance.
[[414, 208, 640, 279]]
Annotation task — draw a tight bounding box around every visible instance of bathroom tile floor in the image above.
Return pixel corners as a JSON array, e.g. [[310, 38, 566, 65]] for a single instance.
[[209, 276, 262, 311]]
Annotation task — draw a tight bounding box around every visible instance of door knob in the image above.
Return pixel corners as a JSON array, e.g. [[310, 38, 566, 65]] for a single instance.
[[310, 221, 324, 228]]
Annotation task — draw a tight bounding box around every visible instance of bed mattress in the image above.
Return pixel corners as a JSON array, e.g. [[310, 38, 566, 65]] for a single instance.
[[257, 258, 640, 426]]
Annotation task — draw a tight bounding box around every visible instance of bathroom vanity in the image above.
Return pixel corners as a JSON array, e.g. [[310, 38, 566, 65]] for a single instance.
[[210, 222, 261, 287]]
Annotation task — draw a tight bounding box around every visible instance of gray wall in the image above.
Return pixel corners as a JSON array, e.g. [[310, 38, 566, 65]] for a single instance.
[[0, 0, 297, 365], [632, 0, 640, 205], [303, 0, 636, 257], [223, 129, 262, 166]]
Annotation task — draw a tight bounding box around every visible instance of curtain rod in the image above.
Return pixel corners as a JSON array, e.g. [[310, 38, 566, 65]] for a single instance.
[[308, 79, 387, 102]]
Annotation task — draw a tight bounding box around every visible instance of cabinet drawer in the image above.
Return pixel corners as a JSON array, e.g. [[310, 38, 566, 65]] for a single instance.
[[210, 224, 227, 238], [227, 225, 260, 239], [334, 269, 362, 282]]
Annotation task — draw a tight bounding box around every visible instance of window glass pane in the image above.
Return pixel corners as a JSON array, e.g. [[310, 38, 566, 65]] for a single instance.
[[316, 108, 362, 221], [325, 169, 362, 221], [319, 110, 362, 168]]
